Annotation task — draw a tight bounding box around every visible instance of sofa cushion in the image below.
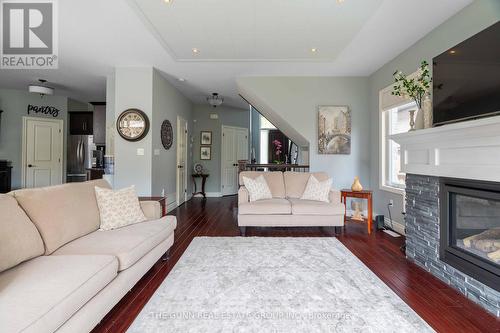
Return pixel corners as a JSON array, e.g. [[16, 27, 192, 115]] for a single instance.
[[300, 175, 332, 202], [289, 198, 345, 216], [95, 185, 147, 231], [238, 199, 291, 215], [0, 255, 118, 333], [242, 175, 273, 202], [238, 171, 285, 198], [53, 216, 177, 271], [284, 172, 331, 198], [10, 179, 111, 254], [0, 195, 44, 272]]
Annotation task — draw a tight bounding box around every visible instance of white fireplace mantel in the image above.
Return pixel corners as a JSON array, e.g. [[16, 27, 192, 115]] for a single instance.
[[391, 116, 500, 183]]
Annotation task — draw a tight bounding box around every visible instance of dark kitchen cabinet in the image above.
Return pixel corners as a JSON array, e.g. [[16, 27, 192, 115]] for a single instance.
[[92, 104, 106, 144], [69, 112, 93, 135]]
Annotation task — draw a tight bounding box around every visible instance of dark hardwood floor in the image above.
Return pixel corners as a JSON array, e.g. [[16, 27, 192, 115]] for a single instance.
[[92, 196, 499, 333]]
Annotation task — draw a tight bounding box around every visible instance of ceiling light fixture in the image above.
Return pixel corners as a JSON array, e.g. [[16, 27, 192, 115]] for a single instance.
[[178, 78, 186, 82], [163, 0, 173, 4], [207, 93, 224, 108], [311, 48, 317, 53], [337, 0, 345, 3], [192, 48, 199, 54], [28, 79, 54, 97], [449, 50, 456, 54]]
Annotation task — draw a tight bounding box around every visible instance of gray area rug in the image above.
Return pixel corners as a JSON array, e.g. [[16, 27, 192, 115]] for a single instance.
[[129, 237, 434, 332]]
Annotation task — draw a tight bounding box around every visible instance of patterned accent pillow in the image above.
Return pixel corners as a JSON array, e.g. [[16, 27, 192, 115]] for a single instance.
[[95, 186, 147, 231], [300, 175, 332, 202], [242, 175, 273, 202]]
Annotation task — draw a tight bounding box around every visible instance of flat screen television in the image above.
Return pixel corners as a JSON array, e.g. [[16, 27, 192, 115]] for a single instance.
[[432, 21, 500, 126]]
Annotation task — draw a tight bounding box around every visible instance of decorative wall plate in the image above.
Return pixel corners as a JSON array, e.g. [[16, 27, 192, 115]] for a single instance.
[[161, 120, 173, 150], [116, 108, 149, 141], [194, 163, 204, 174]]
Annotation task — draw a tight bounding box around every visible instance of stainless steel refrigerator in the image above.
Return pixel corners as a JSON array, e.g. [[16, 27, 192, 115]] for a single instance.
[[67, 135, 93, 182]]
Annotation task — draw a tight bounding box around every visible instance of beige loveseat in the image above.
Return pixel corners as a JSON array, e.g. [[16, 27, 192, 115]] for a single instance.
[[238, 171, 345, 235], [0, 180, 176, 333]]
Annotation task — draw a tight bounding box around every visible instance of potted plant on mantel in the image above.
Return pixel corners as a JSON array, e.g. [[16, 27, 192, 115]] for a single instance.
[[392, 60, 432, 131]]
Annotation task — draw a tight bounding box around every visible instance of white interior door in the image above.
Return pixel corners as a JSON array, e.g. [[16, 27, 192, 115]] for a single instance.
[[221, 126, 248, 196], [23, 117, 63, 188], [176, 116, 188, 206]]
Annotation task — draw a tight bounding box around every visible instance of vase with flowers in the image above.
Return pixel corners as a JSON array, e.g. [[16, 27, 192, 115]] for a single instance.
[[392, 60, 432, 130], [272, 139, 283, 164]]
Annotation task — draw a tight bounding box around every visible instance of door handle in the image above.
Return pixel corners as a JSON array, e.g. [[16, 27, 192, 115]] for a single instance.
[[28, 164, 36, 168]]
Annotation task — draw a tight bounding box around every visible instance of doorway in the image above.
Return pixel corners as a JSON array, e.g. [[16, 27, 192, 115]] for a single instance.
[[22, 117, 64, 188], [176, 116, 188, 206], [221, 125, 248, 196]]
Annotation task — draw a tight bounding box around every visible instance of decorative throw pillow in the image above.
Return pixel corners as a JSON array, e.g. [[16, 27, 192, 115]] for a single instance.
[[300, 175, 332, 202], [94, 186, 147, 231], [242, 175, 273, 202]]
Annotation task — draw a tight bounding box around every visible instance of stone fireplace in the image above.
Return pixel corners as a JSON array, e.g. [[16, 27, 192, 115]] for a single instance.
[[392, 116, 500, 317]]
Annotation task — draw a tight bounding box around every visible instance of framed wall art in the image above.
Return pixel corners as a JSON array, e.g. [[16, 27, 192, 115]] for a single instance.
[[200, 146, 211, 160], [318, 105, 351, 154], [201, 131, 212, 145]]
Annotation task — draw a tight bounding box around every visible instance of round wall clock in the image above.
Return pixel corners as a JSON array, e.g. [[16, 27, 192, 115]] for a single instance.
[[161, 119, 173, 150], [116, 109, 150, 142]]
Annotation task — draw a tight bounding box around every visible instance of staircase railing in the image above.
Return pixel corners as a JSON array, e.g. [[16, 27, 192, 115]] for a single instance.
[[238, 160, 309, 173]]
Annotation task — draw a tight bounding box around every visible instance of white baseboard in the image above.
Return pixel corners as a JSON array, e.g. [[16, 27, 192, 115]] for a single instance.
[[384, 217, 406, 235]]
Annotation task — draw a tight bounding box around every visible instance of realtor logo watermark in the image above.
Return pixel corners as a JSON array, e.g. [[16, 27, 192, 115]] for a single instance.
[[0, 0, 58, 69]]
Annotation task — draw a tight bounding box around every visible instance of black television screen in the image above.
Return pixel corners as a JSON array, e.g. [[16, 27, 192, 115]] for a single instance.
[[433, 21, 500, 126]]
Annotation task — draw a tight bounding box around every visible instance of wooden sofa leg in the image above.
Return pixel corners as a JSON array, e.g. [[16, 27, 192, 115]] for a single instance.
[[239, 227, 246, 237], [162, 249, 171, 261]]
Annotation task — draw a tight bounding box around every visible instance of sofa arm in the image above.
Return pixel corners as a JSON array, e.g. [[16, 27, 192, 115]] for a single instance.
[[329, 189, 342, 204], [140, 201, 162, 220], [238, 186, 250, 204]]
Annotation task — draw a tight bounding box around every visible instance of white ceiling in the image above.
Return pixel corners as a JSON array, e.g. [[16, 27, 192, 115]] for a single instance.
[[0, 0, 473, 109], [134, 0, 384, 61]]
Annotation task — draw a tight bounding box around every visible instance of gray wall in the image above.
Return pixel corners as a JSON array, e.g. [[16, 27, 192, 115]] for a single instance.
[[192, 105, 249, 195], [105, 73, 116, 156], [111, 67, 194, 206], [0, 89, 68, 189], [368, 0, 500, 226], [152, 69, 193, 204], [237, 77, 370, 191], [113, 67, 154, 195]]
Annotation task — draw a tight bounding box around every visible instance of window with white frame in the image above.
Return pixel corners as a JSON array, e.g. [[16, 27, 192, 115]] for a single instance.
[[380, 101, 416, 192]]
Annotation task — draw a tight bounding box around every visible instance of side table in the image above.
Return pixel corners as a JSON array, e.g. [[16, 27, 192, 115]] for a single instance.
[[340, 189, 373, 234], [192, 174, 209, 199], [139, 196, 167, 217]]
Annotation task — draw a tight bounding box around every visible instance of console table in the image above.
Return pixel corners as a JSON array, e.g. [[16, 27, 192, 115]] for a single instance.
[[192, 174, 209, 199], [340, 189, 373, 234]]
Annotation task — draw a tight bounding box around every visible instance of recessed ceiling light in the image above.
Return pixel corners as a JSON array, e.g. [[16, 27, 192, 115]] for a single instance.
[[449, 50, 456, 54], [163, 0, 173, 4], [311, 48, 317, 53], [178, 78, 186, 82], [337, 0, 344, 3], [192, 48, 199, 54]]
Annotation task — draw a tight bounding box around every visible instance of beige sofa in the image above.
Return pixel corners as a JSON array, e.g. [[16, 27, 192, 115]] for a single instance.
[[238, 171, 345, 235], [0, 180, 176, 333]]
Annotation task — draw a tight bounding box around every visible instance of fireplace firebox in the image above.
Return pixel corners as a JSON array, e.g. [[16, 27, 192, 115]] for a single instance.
[[440, 178, 500, 291]]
